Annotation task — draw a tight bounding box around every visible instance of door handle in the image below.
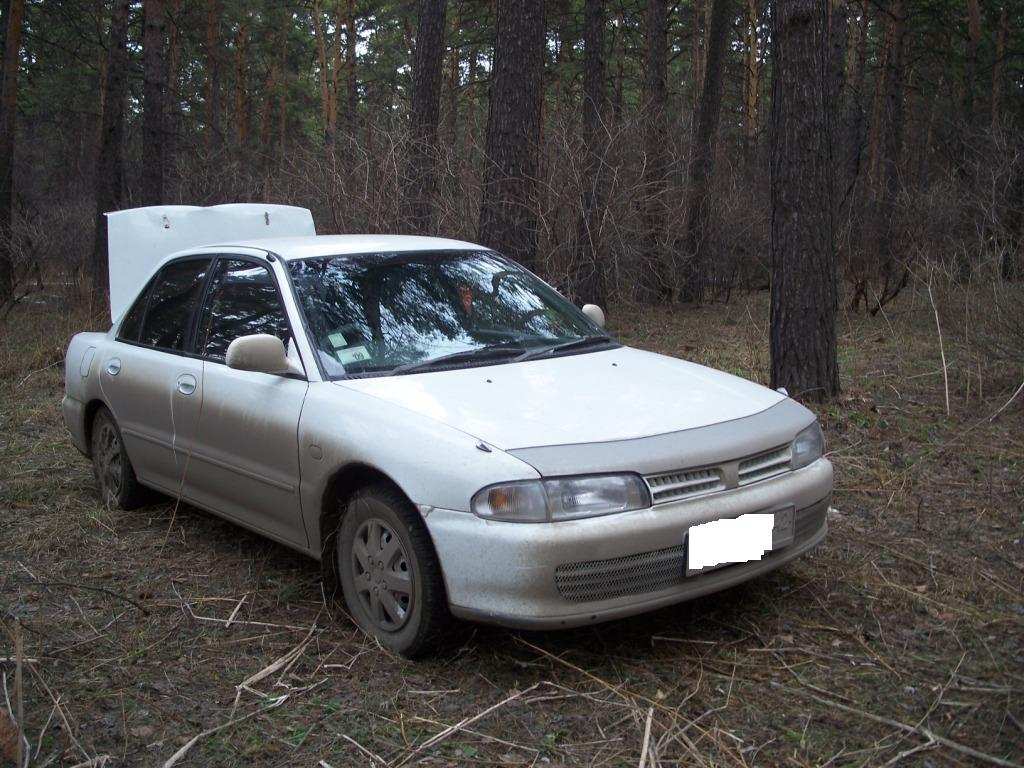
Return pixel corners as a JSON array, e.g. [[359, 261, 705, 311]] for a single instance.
[[176, 374, 197, 396], [105, 358, 121, 376]]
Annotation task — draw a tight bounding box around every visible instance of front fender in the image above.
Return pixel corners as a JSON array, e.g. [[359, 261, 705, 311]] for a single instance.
[[297, 381, 539, 556]]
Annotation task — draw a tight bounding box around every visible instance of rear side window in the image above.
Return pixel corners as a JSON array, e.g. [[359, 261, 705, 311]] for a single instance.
[[138, 259, 211, 351], [116, 282, 152, 342], [197, 259, 290, 361]]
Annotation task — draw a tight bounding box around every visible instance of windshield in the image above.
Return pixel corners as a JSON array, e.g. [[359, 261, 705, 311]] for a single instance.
[[287, 250, 609, 378]]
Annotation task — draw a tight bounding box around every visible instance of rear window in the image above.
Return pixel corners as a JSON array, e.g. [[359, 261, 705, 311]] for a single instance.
[[138, 259, 211, 351], [116, 281, 152, 343]]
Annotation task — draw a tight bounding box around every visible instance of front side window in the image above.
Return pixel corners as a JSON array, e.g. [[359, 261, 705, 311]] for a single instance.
[[138, 259, 211, 351], [288, 250, 607, 378], [198, 259, 291, 361]]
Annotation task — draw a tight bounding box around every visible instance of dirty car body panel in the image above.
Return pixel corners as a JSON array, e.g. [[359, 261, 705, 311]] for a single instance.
[[63, 206, 832, 636]]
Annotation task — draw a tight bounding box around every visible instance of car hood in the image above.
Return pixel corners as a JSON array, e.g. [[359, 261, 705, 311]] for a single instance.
[[333, 346, 786, 451]]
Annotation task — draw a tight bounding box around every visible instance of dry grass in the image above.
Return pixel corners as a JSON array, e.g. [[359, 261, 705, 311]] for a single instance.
[[1, 286, 1022, 767]]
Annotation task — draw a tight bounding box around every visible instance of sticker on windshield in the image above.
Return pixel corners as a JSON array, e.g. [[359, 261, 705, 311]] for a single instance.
[[328, 331, 348, 349], [337, 346, 370, 365]]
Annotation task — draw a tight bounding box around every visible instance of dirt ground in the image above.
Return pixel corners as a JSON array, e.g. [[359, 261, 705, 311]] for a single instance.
[[1, 289, 1022, 767]]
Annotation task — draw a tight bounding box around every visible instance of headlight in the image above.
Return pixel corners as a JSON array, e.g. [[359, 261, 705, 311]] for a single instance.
[[791, 422, 824, 470], [471, 474, 650, 522]]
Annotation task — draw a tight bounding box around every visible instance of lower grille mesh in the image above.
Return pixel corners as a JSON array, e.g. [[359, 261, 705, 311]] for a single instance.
[[555, 545, 686, 602], [554, 502, 828, 603]]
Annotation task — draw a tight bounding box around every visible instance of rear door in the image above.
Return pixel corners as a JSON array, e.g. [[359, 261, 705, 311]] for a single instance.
[[182, 256, 310, 547], [100, 257, 211, 492]]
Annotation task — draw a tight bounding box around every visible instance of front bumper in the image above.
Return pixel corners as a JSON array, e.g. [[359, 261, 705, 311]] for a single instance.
[[425, 458, 832, 629]]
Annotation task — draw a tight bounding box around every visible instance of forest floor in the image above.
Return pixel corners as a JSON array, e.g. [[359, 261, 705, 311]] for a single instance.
[[1, 287, 1022, 767]]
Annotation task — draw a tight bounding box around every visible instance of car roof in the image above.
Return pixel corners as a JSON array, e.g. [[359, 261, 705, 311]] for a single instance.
[[209, 234, 488, 261]]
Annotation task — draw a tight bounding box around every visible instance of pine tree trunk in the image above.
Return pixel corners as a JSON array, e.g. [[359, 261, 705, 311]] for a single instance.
[[841, 0, 868, 199], [0, 0, 22, 303], [407, 0, 448, 234], [165, 0, 182, 189], [234, 19, 249, 147], [443, 6, 460, 143], [963, 0, 980, 126], [742, 0, 760, 160], [477, 0, 544, 271], [141, 0, 167, 206], [769, 0, 839, 400], [612, 8, 624, 123], [260, 66, 276, 152], [991, 6, 1008, 129], [204, 0, 222, 153], [312, 0, 334, 144], [680, 0, 735, 304], [873, 0, 906, 299], [571, 0, 606, 304], [639, 0, 668, 300], [345, 0, 359, 130], [90, 0, 130, 309], [691, 0, 705, 106], [828, 0, 847, 133]]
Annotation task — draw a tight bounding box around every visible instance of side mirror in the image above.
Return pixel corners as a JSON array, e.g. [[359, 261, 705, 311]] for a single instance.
[[226, 334, 304, 376], [581, 303, 605, 328]]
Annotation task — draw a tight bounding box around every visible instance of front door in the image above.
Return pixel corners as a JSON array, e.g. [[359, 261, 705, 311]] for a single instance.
[[181, 257, 310, 547]]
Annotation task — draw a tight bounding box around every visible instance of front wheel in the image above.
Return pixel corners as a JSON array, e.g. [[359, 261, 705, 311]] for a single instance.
[[336, 484, 450, 658]]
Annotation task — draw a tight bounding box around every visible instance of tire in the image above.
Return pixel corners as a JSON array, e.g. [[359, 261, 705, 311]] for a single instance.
[[335, 483, 450, 658], [90, 406, 149, 511]]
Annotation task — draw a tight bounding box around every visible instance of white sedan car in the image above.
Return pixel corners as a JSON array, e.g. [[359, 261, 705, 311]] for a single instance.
[[63, 210, 832, 657]]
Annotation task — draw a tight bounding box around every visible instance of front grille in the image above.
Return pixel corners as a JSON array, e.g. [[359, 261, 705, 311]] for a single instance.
[[555, 545, 686, 602], [738, 446, 792, 485], [644, 467, 725, 504]]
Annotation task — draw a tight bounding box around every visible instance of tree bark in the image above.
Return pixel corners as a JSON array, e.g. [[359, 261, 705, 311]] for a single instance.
[[234, 17, 249, 147], [841, 0, 868, 200], [570, 0, 607, 304], [312, 0, 334, 143], [90, 0, 130, 308], [742, 0, 759, 160], [680, 0, 735, 304], [769, 0, 839, 400], [639, 0, 669, 299], [204, 0, 222, 153], [612, 6, 625, 123], [477, 0, 545, 271], [443, 6, 460, 143], [864, 20, 887, 192], [691, 0, 706, 106], [963, 0, 981, 126], [344, 0, 359, 130], [0, 0, 22, 303], [407, 0, 448, 233], [165, 0, 182, 185], [141, 0, 167, 206], [991, 5, 1008, 129], [873, 0, 907, 300]]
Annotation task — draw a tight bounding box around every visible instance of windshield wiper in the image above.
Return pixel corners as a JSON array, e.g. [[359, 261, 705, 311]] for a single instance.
[[517, 335, 614, 361], [390, 340, 528, 376]]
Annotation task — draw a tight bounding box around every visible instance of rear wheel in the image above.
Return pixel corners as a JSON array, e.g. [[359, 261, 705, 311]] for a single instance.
[[336, 484, 450, 658], [91, 406, 149, 510]]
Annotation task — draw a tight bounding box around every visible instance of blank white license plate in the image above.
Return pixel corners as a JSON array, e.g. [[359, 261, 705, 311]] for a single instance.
[[686, 509, 794, 576]]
